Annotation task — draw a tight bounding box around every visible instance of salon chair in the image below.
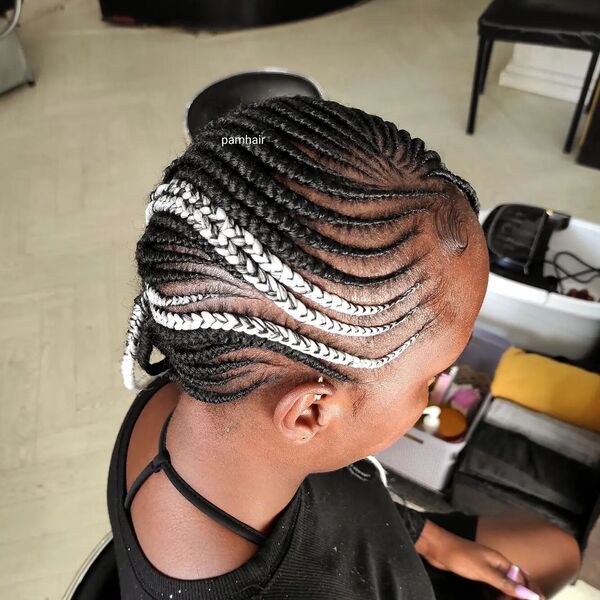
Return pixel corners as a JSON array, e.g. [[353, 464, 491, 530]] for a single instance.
[[186, 69, 322, 140], [0, 0, 34, 95], [62, 533, 121, 600], [466, 0, 600, 153]]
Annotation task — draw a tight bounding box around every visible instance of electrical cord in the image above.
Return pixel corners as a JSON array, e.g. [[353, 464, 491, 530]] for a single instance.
[[544, 251, 600, 296]]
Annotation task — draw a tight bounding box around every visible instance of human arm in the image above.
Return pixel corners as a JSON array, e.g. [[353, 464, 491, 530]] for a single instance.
[[414, 517, 545, 600]]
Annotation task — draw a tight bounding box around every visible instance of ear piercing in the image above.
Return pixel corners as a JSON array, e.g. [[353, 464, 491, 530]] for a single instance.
[[301, 377, 325, 441], [314, 375, 324, 401]]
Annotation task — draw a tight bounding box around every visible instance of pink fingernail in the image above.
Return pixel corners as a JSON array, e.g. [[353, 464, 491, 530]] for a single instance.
[[515, 585, 540, 600], [507, 564, 520, 582]]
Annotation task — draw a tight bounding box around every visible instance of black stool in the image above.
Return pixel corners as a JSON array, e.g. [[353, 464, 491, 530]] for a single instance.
[[466, 0, 600, 153]]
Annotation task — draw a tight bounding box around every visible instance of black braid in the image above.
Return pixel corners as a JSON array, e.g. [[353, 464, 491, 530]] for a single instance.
[[151, 326, 353, 404], [131, 96, 479, 403]]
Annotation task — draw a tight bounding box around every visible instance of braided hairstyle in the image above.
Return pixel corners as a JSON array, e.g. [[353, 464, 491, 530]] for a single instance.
[[122, 96, 479, 404]]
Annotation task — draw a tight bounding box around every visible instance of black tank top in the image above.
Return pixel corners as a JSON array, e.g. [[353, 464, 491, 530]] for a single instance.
[[107, 373, 436, 600]]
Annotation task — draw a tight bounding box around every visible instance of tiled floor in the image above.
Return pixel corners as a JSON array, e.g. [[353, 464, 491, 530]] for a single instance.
[[1, 0, 599, 598], [559, 582, 600, 600]]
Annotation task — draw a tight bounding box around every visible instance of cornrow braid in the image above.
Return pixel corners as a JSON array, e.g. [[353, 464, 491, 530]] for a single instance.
[[122, 96, 479, 401], [147, 302, 434, 370], [145, 180, 423, 317]]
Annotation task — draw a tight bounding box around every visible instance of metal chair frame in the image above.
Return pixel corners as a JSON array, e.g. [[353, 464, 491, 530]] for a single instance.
[[61, 532, 114, 600], [466, 21, 600, 154]]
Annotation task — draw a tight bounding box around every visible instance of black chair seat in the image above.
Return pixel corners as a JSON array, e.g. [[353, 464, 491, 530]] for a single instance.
[[186, 70, 322, 141], [479, 0, 600, 50]]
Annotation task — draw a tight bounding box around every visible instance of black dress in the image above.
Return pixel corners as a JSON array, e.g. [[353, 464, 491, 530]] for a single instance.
[[107, 373, 481, 600]]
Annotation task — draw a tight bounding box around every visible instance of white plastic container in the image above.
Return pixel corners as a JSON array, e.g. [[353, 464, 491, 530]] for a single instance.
[[477, 210, 600, 360], [375, 327, 509, 492]]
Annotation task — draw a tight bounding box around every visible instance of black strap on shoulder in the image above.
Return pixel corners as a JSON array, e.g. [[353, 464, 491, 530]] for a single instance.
[[123, 448, 170, 511], [124, 410, 267, 547]]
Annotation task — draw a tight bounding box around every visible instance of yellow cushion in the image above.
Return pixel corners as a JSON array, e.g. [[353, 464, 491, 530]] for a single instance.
[[491, 347, 600, 434]]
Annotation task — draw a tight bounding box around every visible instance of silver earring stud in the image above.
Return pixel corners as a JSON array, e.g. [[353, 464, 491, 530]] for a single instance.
[[314, 375, 324, 401]]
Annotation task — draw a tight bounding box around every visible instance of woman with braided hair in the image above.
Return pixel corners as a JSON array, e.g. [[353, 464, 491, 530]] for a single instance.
[[107, 96, 580, 600]]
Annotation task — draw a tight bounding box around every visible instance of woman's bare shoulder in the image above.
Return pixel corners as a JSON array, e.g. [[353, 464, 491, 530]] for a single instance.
[[125, 382, 257, 579]]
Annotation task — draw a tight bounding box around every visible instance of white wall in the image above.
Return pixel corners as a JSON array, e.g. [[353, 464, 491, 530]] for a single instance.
[[500, 44, 599, 104]]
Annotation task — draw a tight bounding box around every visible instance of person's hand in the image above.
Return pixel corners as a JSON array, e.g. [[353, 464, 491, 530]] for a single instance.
[[496, 566, 545, 600], [498, 565, 544, 600], [415, 519, 546, 600]]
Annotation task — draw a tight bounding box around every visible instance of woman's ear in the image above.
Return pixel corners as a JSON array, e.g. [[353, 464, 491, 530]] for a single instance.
[[272, 380, 338, 444]]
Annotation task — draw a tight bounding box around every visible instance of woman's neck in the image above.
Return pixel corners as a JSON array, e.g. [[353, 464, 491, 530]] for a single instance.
[[167, 393, 305, 540]]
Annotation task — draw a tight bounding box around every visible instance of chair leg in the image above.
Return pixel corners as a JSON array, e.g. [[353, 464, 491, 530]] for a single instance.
[[564, 50, 599, 153], [479, 39, 495, 95], [585, 72, 599, 114], [467, 36, 488, 134]]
